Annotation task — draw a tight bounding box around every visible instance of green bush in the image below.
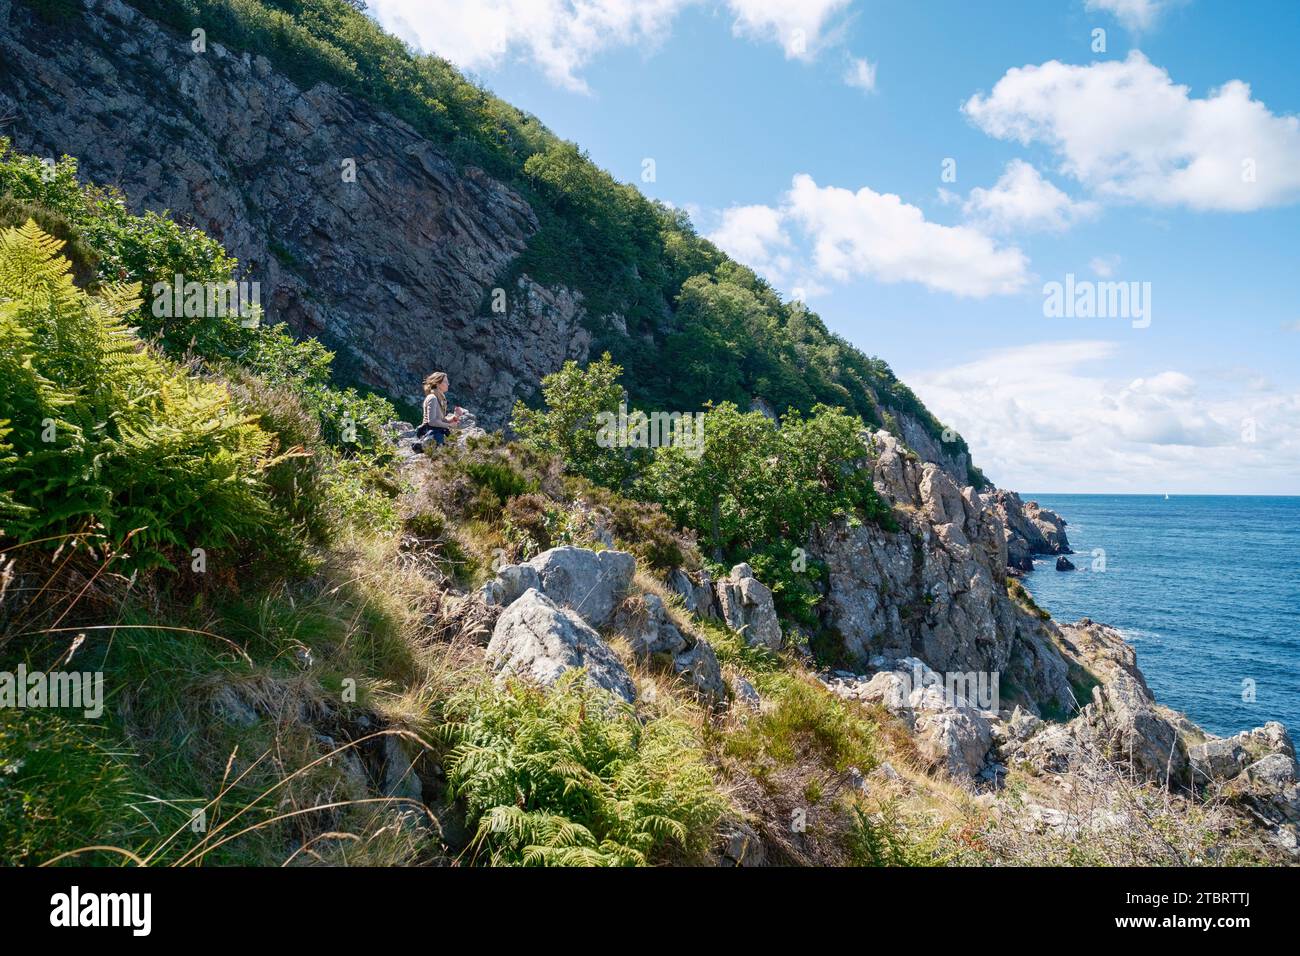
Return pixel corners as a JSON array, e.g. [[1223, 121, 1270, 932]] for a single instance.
[[512, 352, 636, 488], [443, 673, 724, 866], [0, 221, 281, 570]]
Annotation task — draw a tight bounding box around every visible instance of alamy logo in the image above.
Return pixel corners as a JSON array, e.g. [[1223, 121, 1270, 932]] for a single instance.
[[0, 665, 103, 718], [883, 661, 1000, 712], [595, 403, 705, 458], [50, 887, 151, 936], [151, 273, 262, 326], [1043, 273, 1151, 329]]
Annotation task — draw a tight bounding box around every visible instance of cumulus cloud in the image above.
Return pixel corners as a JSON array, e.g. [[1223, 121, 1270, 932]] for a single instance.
[[907, 342, 1300, 493], [785, 174, 1030, 296], [727, 0, 852, 59], [963, 159, 1099, 233], [963, 52, 1300, 211], [1084, 0, 1172, 32], [366, 0, 852, 91], [706, 204, 793, 277], [708, 175, 1031, 297]]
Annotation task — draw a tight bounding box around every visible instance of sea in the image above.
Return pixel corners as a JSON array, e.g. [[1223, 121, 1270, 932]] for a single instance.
[[1018, 494, 1300, 738]]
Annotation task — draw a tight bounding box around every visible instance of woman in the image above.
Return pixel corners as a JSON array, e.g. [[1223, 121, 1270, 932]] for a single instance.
[[414, 371, 460, 452]]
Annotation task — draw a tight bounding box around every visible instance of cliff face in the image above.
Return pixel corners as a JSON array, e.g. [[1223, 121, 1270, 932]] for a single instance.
[[813, 431, 1076, 714], [0, 0, 591, 425]]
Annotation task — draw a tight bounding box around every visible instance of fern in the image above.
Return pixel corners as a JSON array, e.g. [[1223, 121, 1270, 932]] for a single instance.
[[0, 220, 281, 569], [443, 672, 724, 866]]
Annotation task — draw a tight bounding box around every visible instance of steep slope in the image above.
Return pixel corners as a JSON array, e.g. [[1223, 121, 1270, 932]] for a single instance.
[[0, 0, 977, 483]]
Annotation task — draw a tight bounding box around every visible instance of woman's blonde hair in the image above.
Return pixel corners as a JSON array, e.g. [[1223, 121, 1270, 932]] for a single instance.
[[423, 371, 448, 395]]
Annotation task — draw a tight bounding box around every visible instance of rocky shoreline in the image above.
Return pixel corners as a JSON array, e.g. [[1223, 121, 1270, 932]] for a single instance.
[[397, 423, 1299, 860]]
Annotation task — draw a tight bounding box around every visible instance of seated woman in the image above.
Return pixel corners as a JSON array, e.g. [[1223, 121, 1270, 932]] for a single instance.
[[413, 371, 461, 452]]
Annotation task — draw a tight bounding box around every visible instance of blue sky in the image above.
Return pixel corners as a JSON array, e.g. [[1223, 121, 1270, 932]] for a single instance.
[[367, 0, 1300, 494]]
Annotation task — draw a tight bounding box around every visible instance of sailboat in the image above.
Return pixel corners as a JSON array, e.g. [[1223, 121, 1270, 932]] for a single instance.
[[1164, 493, 1170, 500]]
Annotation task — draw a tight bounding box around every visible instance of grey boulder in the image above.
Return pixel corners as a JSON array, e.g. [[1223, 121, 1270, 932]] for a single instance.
[[486, 589, 635, 703]]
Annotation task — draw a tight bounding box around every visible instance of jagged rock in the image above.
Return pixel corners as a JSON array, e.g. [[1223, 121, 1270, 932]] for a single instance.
[[380, 736, 423, 803], [730, 673, 762, 710], [1189, 737, 1249, 782], [611, 593, 724, 700], [716, 821, 766, 867], [826, 659, 994, 781], [668, 567, 718, 619], [1018, 620, 1188, 785], [673, 639, 725, 701], [1055, 556, 1076, 571], [485, 589, 635, 703], [524, 546, 635, 627], [715, 563, 782, 650], [479, 562, 541, 608], [989, 490, 1072, 568], [482, 546, 635, 627], [812, 432, 1076, 716], [1006, 705, 1044, 743]]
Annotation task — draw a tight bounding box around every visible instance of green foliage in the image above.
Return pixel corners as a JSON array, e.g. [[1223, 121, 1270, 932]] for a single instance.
[[847, 801, 954, 866], [511, 352, 635, 488], [0, 221, 282, 570], [0, 143, 397, 461], [723, 676, 878, 780], [502, 493, 573, 560], [443, 673, 724, 866], [0, 708, 136, 866], [0, 143, 246, 357], [1007, 578, 1051, 621]]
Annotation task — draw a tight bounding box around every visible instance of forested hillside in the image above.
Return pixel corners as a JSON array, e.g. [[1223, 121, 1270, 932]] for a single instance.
[[5, 0, 981, 484]]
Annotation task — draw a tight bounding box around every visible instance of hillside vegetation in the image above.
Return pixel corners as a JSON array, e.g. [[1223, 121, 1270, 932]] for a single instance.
[[28, 0, 981, 485], [1, 138, 1252, 866]]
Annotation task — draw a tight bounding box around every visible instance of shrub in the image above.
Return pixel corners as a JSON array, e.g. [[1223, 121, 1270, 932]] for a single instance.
[[443, 673, 725, 866], [0, 221, 281, 570], [502, 493, 571, 559], [512, 352, 636, 488], [724, 677, 878, 781]]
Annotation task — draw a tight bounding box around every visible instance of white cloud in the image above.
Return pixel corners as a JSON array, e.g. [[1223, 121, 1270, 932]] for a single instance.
[[963, 52, 1300, 211], [705, 175, 1032, 298], [366, 0, 852, 91], [707, 204, 793, 276], [843, 56, 877, 93], [785, 174, 1031, 297], [368, 0, 689, 93], [963, 159, 1099, 233], [1085, 0, 1171, 32], [908, 342, 1300, 493], [726, 0, 851, 60]]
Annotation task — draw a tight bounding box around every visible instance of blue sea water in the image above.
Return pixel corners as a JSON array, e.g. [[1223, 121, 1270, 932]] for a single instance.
[[1018, 495, 1300, 738]]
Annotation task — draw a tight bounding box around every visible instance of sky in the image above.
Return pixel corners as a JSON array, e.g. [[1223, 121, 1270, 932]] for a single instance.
[[365, 0, 1300, 494]]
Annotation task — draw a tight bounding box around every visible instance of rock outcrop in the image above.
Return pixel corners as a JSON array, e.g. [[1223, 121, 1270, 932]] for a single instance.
[[989, 490, 1072, 571], [0, 0, 590, 427], [714, 563, 783, 651], [813, 431, 1076, 717], [485, 588, 636, 703], [611, 593, 724, 700], [824, 658, 996, 780], [1011, 619, 1188, 785], [482, 546, 636, 628]]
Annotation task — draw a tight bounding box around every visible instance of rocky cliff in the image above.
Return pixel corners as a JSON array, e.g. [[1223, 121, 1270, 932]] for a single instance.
[[0, 0, 591, 425]]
